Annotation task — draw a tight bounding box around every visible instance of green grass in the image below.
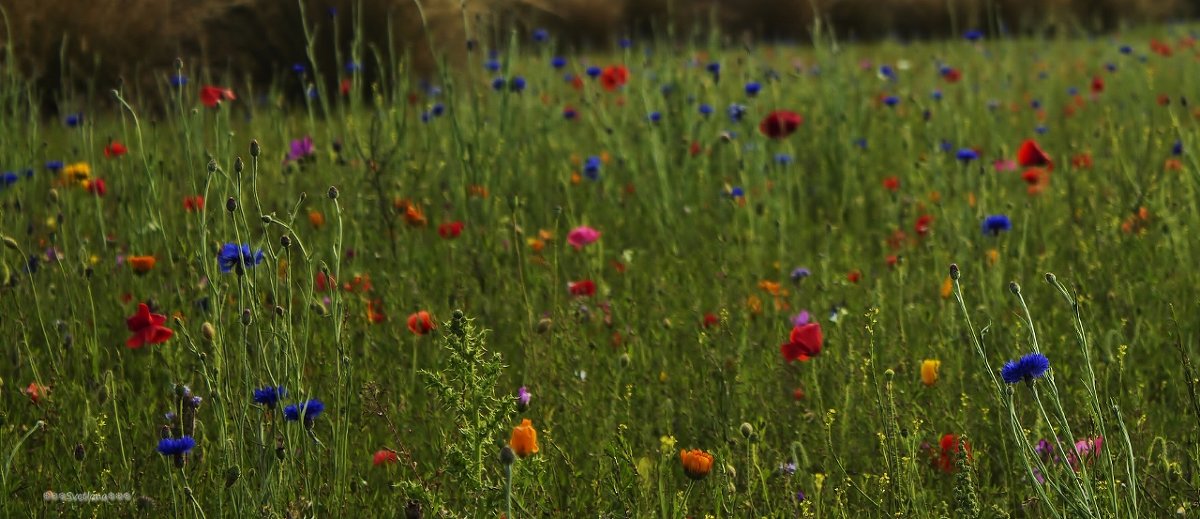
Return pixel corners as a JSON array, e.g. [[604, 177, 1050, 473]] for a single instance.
[[2, 18, 1200, 518]]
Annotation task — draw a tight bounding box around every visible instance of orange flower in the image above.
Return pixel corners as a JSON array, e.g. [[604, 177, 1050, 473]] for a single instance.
[[1165, 158, 1183, 171], [679, 449, 714, 480], [24, 382, 47, 404], [527, 238, 545, 253], [308, 210, 326, 228], [940, 277, 954, 299], [367, 299, 387, 324], [128, 255, 156, 275], [509, 419, 539, 458], [921, 359, 941, 387], [758, 280, 784, 297]]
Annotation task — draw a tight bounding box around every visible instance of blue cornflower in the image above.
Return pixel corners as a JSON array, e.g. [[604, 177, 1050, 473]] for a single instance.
[[775, 153, 793, 165], [1119, 45, 1132, 54], [1, 172, 18, 187], [157, 436, 196, 456], [853, 138, 868, 149], [939, 140, 954, 153], [879, 65, 895, 79], [45, 160, 64, 172], [956, 148, 979, 162], [291, 63, 306, 75], [728, 186, 745, 198], [586, 66, 602, 78], [170, 74, 188, 88], [307, 86, 319, 100], [647, 111, 662, 123], [1035, 125, 1048, 135], [744, 82, 762, 96], [253, 386, 286, 409], [491, 77, 506, 91], [485, 59, 501, 72], [284, 399, 325, 425], [420, 111, 432, 123], [1172, 140, 1183, 156], [1030, 99, 1041, 109], [790, 267, 811, 282], [431, 103, 445, 117], [727, 103, 746, 122], [932, 90, 943, 101], [964, 29, 984, 41], [551, 56, 567, 69], [1001, 352, 1050, 384], [509, 76, 526, 92], [618, 38, 632, 49], [217, 243, 265, 274], [883, 95, 900, 107], [706, 62, 720, 75], [532, 28, 549, 43], [1105, 62, 1117, 72], [1067, 86, 1078, 96], [981, 214, 1012, 235], [65, 113, 83, 127], [563, 106, 577, 120], [583, 156, 601, 180], [345, 61, 362, 73]]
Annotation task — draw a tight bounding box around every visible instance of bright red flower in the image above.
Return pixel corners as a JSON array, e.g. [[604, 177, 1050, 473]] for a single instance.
[[1016, 139, 1053, 170], [406, 310, 435, 335], [781, 322, 823, 362], [104, 141, 127, 158], [438, 221, 464, 239], [758, 110, 803, 139], [689, 140, 702, 157], [847, 270, 861, 284], [86, 179, 107, 197], [882, 176, 900, 192], [367, 299, 387, 324], [183, 195, 205, 212], [315, 271, 336, 292], [373, 449, 399, 466], [126, 303, 173, 348], [914, 214, 934, 237], [935, 433, 973, 473], [200, 85, 236, 108], [25, 382, 46, 404], [599, 65, 629, 91], [568, 279, 596, 297]]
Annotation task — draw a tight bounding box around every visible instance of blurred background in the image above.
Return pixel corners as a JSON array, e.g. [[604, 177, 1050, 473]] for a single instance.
[[0, 0, 1192, 106]]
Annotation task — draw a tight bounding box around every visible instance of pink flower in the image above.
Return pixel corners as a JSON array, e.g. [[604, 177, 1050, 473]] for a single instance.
[[567, 226, 601, 250], [993, 159, 1017, 172]]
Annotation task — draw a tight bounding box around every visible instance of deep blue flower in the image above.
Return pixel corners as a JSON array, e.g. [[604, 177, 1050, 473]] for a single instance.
[[699, 104, 713, 116], [1067, 86, 1078, 96], [307, 86, 319, 100], [940, 140, 954, 153], [45, 161, 64, 172], [1105, 62, 1117, 72], [157, 436, 196, 456], [932, 90, 943, 101], [345, 61, 362, 73], [956, 148, 979, 162], [790, 267, 811, 282], [253, 386, 286, 409], [291, 63, 306, 75], [727, 103, 746, 122], [1035, 125, 1048, 135], [618, 38, 632, 49], [647, 111, 662, 123], [170, 74, 188, 88], [964, 29, 984, 41], [65, 113, 83, 127], [981, 214, 1012, 235], [532, 28, 548, 43], [420, 111, 432, 123], [431, 103, 445, 117], [706, 62, 720, 75], [284, 399, 325, 424], [491, 77, 506, 91], [1172, 140, 1183, 156], [744, 82, 762, 96], [1001, 352, 1050, 384], [217, 243, 265, 274], [879, 65, 895, 79], [728, 186, 745, 198], [1030, 99, 1041, 109], [1, 172, 18, 187], [1119, 45, 1132, 54], [586, 66, 602, 78], [583, 156, 601, 180], [551, 56, 567, 69], [509, 76, 526, 92], [485, 59, 501, 72], [775, 153, 793, 165], [563, 107, 577, 120], [883, 95, 900, 107], [853, 138, 868, 149]]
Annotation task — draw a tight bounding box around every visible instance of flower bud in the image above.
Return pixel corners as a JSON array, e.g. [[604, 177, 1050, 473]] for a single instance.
[[234, 157, 244, 174], [1009, 281, 1021, 295], [499, 445, 515, 466], [327, 186, 339, 200], [240, 309, 252, 326], [225, 197, 237, 213], [201, 322, 216, 342], [250, 140, 261, 158], [949, 263, 960, 280], [280, 235, 291, 248], [739, 422, 754, 439]]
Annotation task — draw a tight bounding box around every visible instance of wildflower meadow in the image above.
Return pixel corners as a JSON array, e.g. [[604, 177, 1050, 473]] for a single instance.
[[3, 10, 1200, 518]]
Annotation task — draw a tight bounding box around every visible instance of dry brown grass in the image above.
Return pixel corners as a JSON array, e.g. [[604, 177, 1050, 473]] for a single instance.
[[0, 0, 1189, 108]]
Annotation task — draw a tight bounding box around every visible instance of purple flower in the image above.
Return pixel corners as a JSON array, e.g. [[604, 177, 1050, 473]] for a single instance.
[[516, 386, 531, 411], [791, 311, 811, 327], [286, 136, 315, 164], [790, 267, 811, 282]]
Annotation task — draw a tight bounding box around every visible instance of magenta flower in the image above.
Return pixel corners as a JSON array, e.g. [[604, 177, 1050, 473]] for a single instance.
[[993, 159, 1017, 172], [567, 226, 601, 250]]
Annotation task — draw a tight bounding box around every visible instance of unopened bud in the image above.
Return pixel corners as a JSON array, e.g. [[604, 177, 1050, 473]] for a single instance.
[[327, 186, 339, 200], [1, 236, 17, 251], [201, 322, 215, 342], [207, 159, 217, 174], [240, 309, 252, 326], [1008, 281, 1021, 295], [280, 235, 291, 248], [225, 197, 237, 213], [250, 140, 261, 158], [1044, 272, 1057, 285], [73, 443, 85, 461], [739, 422, 754, 438], [535, 317, 552, 334], [234, 157, 244, 174], [949, 263, 960, 280], [499, 446, 515, 465]]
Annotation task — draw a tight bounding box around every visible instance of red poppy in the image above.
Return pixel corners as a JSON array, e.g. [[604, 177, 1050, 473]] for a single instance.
[[25, 382, 46, 404], [200, 85, 237, 108], [942, 68, 961, 83], [86, 179, 107, 197], [183, 195, 205, 212], [1151, 39, 1173, 57], [367, 299, 387, 324], [781, 322, 823, 362], [104, 141, 128, 158], [689, 140, 702, 157], [570, 75, 584, 91], [847, 270, 861, 284], [599, 65, 629, 91], [126, 303, 173, 348], [885, 254, 899, 268], [437, 221, 464, 239], [792, 387, 806, 400], [373, 449, 399, 466], [758, 110, 803, 139], [935, 433, 973, 473], [914, 214, 934, 237], [1016, 139, 1053, 170], [882, 176, 900, 192], [406, 310, 435, 335], [1090, 75, 1104, 94], [701, 312, 718, 328], [340, 78, 352, 96], [315, 271, 336, 292], [1021, 167, 1050, 195], [568, 279, 596, 297], [1157, 94, 1171, 106], [1071, 153, 1093, 169]]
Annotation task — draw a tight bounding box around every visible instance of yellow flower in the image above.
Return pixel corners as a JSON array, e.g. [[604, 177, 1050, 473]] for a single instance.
[[921, 359, 941, 387], [659, 435, 677, 454], [509, 419, 539, 458], [62, 162, 91, 185]]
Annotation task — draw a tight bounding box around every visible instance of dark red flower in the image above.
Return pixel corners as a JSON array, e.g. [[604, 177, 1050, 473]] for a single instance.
[[942, 68, 961, 83], [200, 85, 236, 108], [847, 270, 861, 284], [1016, 139, 1053, 170], [758, 110, 803, 139], [406, 310, 435, 335], [781, 322, 823, 362], [104, 141, 127, 158], [86, 179, 107, 197], [886, 255, 899, 268], [568, 279, 596, 297], [340, 78, 352, 96], [914, 214, 934, 237], [701, 312, 718, 328], [437, 221, 464, 239], [599, 65, 629, 91], [126, 303, 173, 349], [882, 176, 900, 192], [1090, 75, 1104, 94]]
